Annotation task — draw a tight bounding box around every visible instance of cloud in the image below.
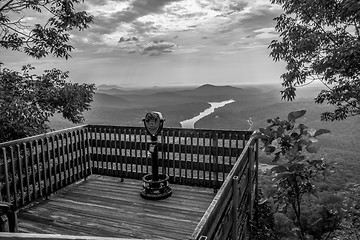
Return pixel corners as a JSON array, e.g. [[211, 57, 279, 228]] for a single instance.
[[112, 0, 183, 23], [252, 27, 278, 39], [68, 0, 283, 56]]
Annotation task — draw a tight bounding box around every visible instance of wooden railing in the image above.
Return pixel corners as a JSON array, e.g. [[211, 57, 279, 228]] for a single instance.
[[88, 125, 252, 188], [0, 125, 258, 239], [0, 126, 91, 210], [190, 136, 259, 240]]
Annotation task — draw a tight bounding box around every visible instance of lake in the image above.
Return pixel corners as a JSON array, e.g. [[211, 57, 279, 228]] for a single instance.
[[180, 99, 235, 129]]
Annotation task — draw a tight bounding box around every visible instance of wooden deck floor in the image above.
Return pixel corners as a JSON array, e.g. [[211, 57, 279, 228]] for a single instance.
[[17, 175, 215, 240]]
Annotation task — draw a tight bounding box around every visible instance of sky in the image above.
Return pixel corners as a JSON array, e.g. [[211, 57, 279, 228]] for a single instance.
[[2, 0, 286, 88]]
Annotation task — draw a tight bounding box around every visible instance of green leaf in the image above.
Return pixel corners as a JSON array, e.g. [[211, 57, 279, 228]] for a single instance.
[[306, 145, 319, 153], [309, 137, 318, 143], [288, 163, 304, 172], [306, 128, 316, 137], [277, 126, 285, 136], [266, 145, 277, 153], [308, 159, 323, 166], [287, 110, 306, 122], [273, 152, 281, 162], [314, 129, 331, 137], [271, 165, 288, 173], [275, 172, 292, 180], [251, 132, 268, 140]]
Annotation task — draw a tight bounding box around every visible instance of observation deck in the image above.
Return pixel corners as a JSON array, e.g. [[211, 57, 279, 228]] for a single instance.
[[0, 125, 259, 240]]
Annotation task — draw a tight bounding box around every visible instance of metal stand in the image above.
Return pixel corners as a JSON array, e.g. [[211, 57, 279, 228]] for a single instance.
[[141, 112, 172, 200], [140, 136, 172, 200]]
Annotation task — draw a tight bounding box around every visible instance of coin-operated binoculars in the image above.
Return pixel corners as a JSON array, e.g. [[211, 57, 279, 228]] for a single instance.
[[141, 111, 172, 200]]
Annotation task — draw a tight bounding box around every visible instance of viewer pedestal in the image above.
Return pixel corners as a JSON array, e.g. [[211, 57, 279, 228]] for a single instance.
[[140, 174, 172, 200], [140, 112, 172, 200]]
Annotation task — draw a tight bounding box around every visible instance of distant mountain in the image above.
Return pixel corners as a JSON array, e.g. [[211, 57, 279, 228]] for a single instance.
[[91, 93, 129, 108], [195, 84, 243, 93], [96, 88, 128, 95], [176, 84, 259, 101], [97, 84, 124, 90]]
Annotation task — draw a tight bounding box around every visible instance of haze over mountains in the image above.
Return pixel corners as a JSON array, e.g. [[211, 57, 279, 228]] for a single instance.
[[49, 83, 360, 184], [51, 83, 274, 129]]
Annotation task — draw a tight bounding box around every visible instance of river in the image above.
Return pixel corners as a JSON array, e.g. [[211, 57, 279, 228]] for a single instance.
[[180, 99, 235, 129]]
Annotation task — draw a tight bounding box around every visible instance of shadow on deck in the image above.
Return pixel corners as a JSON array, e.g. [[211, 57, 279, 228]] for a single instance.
[[18, 175, 215, 239]]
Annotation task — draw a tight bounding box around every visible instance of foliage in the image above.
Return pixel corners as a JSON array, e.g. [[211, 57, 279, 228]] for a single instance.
[[254, 110, 343, 239], [252, 191, 278, 240], [0, 0, 95, 142], [0, 65, 95, 142], [340, 183, 360, 239], [269, 0, 360, 120], [0, 0, 93, 59]]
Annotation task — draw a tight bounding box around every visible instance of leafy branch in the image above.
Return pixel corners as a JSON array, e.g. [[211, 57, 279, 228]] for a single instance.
[[254, 110, 335, 239]]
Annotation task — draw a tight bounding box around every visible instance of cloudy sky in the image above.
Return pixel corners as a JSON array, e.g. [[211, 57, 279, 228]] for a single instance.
[[2, 0, 285, 88]]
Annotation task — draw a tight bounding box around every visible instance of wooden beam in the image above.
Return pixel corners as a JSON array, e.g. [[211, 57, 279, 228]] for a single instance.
[[0, 233, 149, 240]]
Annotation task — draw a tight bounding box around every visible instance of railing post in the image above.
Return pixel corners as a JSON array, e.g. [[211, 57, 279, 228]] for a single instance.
[[254, 139, 259, 224], [213, 134, 219, 192], [247, 145, 254, 240], [0, 202, 18, 233], [232, 176, 239, 240]]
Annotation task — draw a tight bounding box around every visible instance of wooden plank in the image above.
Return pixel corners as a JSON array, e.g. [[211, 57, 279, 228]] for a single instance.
[[117, 128, 123, 177], [208, 133, 212, 185], [56, 135, 62, 188], [128, 129, 133, 178], [16, 144, 25, 206], [29, 142, 37, 200], [190, 132, 194, 185], [202, 132, 206, 186], [78, 130, 84, 179], [51, 136, 58, 191], [232, 176, 239, 240], [0, 125, 88, 148], [73, 132, 80, 181], [104, 128, 109, 176], [89, 155, 232, 177], [2, 147, 11, 203], [171, 131, 175, 178], [0, 232, 142, 239], [10, 146, 18, 208], [123, 128, 128, 178], [190, 137, 257, 240], [140, 129, 144, 176], [17, 176, 215, 240], [91, 139, 242, 158], [40, 139, 48, 197], [68, 133, 75, 183], [85, 129, 92, 176], [99, 128, 104, 175], [86, 125, 252, 140], [196, 133, 200, 184], [46, 138, 53, 194], [62, 134, 69, 186]]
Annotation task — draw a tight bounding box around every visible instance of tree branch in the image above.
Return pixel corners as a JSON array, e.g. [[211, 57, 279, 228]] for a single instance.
[[0, 0, 16, 12]]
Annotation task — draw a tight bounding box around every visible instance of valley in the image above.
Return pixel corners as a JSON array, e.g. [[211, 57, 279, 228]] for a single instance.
[[49, 83, 360, 185]]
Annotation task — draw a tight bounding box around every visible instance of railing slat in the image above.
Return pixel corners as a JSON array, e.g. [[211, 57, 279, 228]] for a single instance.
[[2, 148, 11, 203], [46, 138, 53, 194], [22, 143, 31, 203], [214, 134, 219, 190], [56, 135, 62, 189], [51, 136, 57, 191], [16, 145, 25, 206], [40, 139, 48, 196], [10, 147, 18, 208], [190, 136, 258, 240], [0, 126, 91, 210], [190, 132, 194, 185]]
